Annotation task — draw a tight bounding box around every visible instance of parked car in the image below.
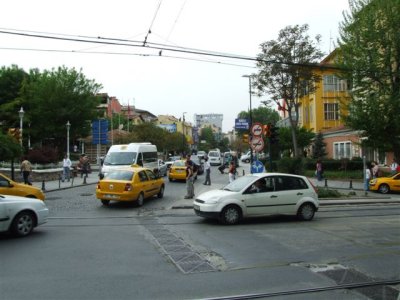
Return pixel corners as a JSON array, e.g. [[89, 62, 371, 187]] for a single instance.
[[0, 172, 45, 200], [165, 156, 181, 169], [369, 173, 400, 194], [157, 159, 168, 177], [240, 151, 252, 163], [193, 172, 319, 225], [0, 194, 49, 237], [96, 166, 165, 206]]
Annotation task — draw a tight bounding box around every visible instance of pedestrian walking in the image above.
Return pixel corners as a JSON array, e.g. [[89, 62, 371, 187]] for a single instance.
[[62, 154, 72, 182], [203, 157, 211, 185], [20, 158, 32, 185], [371, 161, 379, 178], [184, 159, 195, 199], [390, 158, 398, 175], [228, 161, 236, 183], [316, 159, 323, 181], [78, 154, 90, 178], [365, 163, 371, 191]]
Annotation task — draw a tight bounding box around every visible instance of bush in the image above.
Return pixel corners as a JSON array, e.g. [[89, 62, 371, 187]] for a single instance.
[[317, 188, 342, 198], [275, 157, 305, 175], [26, 147, 59, 164]]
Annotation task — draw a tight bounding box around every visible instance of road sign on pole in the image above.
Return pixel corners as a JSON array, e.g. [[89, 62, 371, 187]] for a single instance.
[[251, 123, 263, 137], [250, 136, 264, 152]]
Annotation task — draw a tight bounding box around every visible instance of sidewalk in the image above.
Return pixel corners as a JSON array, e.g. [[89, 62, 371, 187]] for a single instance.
[[31, 174, 98, 191]]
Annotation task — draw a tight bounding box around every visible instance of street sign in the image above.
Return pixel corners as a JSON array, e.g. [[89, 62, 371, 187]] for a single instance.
[[251, 160, 265, 173], [251, 123, 263, 136], [235, 118, 250, 130], [250, 136, 264, 152], [92, 119, 108, 145]]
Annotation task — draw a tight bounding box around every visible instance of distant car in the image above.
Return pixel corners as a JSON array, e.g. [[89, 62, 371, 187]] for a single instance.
[[0, 172, 45, 200], [190, 155, 204, 175], [208, 150, 222, 166], [96, 166, 165, 206], [369, 173, 400, 194], [169, 160, 188, 182], [0, 194, 49, 237], [193, 173, 319, 225], [197, 151, 207, 159], [240, 151, 252, 163], [165, 156, 181, 169], [157, 159, 168, 177]]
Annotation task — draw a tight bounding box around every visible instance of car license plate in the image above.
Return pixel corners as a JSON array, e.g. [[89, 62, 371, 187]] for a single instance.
[[105, 194, 120, 199], [193, 204, 200, 211], [176, 170, 184, 173]]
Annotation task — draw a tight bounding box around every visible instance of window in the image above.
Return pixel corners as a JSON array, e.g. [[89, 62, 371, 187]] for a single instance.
[[145, 170, 157, 180], [324, 103, 339, 120], [138, 171, 148, 182], [334, 142, 352, 159], [323, 75, 347, 92]]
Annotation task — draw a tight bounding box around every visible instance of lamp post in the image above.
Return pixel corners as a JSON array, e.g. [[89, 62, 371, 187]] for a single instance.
[[66, 121, 71, 158], [242, 75, 253, 172], [182, 112, 187, 156], [18, 107, 24, 147]]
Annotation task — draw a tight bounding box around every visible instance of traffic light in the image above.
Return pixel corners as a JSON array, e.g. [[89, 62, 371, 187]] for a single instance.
[[269, 125, 279, 144], [243, 134, 249, 143], [263, 124, 271, 137]]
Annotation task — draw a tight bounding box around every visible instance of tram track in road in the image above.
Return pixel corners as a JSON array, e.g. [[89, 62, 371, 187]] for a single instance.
[[202, 279, 400, 299]]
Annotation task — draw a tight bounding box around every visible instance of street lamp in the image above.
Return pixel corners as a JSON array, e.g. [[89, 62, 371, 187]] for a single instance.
[[182, 112, 187, 155], [242, 75, 253, 171], [66, 121, 71, 158], [18, 107, 24, 147]]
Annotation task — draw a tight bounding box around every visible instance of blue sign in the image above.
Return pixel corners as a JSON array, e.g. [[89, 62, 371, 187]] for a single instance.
[[251, 160, 265, 173], [158, 124, 177, 133], [235, 118, 249, 130], [92, 119, 108, 145]]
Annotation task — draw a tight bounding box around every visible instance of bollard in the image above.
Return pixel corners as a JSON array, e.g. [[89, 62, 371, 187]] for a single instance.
[[59, 175, 62, 189], [324, 178, 328, 187], [349, 179, 353, 189], [41, 180, 46, 191], [242, 170, 245, 176], [83, 175, 87, 184]]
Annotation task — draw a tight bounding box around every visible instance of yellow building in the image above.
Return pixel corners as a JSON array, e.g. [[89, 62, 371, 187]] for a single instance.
[[156, 115, 193, 145]]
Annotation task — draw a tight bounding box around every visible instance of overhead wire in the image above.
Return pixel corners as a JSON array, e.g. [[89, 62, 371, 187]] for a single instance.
[[143, 0, 163, 46]]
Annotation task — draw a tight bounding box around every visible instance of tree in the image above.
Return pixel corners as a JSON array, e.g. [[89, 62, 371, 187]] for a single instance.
[[337, 0, 400, 158], [312, 131, 327, 159], [253, 24, 324, 157], [0, 132, 21, 160], [18, 66, 102, 151], [237, 106, 280, 132], [277, 126, 315, 157], [199, 127, 218, 150]]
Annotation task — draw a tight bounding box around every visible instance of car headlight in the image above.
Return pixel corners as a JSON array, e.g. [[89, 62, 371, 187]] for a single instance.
[[204, 197, 221, 204], [370, 179, 377, 184]]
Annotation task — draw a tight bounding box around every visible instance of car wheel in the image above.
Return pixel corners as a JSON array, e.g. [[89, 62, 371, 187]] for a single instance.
[[10, 211, 35, 237], [157, 185, 164, 198], [101, 200, 110, 206], [219, 205, 241, 225], [378, 184, 390, 194], [168, 177, 173, 182], [136, 193, 144, 207], [297, 203, 316, 221]]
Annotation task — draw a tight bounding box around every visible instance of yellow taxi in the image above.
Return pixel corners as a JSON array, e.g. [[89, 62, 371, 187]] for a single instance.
[[0, 172, 45, 200], [369, 173, 400, 194], [168, 160, 187, 182], [96, 166, 165, 206]]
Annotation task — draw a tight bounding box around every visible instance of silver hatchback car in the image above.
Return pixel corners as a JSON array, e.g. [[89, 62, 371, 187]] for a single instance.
[[194, 173, 319, 225]]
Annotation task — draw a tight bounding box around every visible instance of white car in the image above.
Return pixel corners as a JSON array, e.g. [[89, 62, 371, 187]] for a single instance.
[[193, 173, 319, 225], [157, 159, 168, 177], [240, 151, 252, 163], [0, 194, 49, 237]]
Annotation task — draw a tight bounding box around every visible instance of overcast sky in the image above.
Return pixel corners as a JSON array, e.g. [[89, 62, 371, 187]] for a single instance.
[[1, 0, 349, 132]]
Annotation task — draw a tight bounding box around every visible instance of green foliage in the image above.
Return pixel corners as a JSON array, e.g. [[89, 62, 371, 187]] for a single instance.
[[237, 106, 280, 135], [337, 0, 400, 158], [275, 157, 305, 175], [278, 126, 315, 156], [0, 132, 21, 160], [317, 188, 342, 198], [312, 132, 327, 159]]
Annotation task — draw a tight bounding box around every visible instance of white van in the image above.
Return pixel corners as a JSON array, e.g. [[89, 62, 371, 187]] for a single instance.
[[101, 143, 158, 175], [208, 149, 222, 166]]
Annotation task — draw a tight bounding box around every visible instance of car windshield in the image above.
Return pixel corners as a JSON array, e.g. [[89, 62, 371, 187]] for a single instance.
[[103, 152, 137, 166], [209, 152, 219, 157], [222, 175, 258, 192], [173, 161, 185, 167], [190, 156, 200, 165], [103, 170, 134, 181]]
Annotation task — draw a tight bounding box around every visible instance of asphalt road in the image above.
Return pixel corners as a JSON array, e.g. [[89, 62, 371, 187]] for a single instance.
[[1, 165, 400, 300]]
